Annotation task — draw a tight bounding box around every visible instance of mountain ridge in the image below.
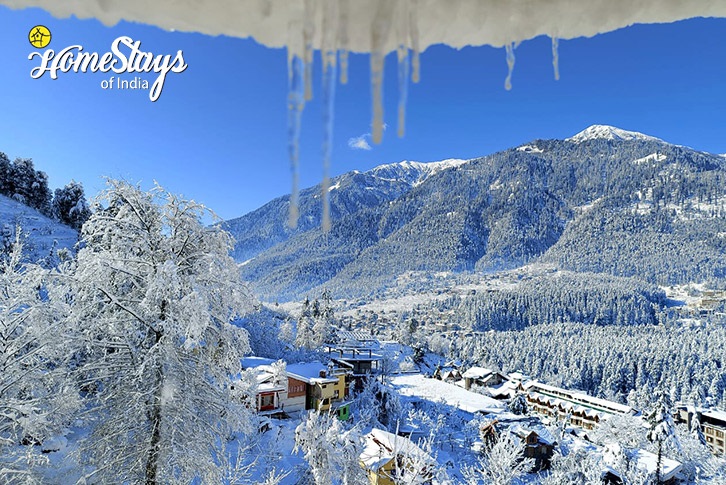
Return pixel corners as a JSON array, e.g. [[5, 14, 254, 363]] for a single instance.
[[226, 126, 726, 302]]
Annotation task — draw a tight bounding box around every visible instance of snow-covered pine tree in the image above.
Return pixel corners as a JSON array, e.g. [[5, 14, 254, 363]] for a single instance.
[[296, 297, 317, 350], [646, 393, 681, 485], [508, 393, 528, 415], [51, 180, 91, 230], [70, 180, 254, 484]]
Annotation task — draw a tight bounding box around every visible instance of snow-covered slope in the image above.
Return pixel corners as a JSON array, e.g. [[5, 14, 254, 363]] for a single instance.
[[223, 157, 473, 262], [233, 125, 726, 301], [368, 159, 469, 186], [0, 194, 78, 261], [567, 124, 663, 144]]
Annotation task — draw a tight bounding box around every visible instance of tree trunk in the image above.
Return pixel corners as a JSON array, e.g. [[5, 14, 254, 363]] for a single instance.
[[145, 328, 164, 485]]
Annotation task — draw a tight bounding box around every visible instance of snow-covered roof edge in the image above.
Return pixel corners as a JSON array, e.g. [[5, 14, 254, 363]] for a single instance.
[[5, 0, 726, 55]]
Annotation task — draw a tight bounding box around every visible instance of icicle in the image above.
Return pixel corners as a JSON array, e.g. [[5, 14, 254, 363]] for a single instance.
[[370, 2, 395, 144], [338, 0, 350, 85], [370, 50, 385, 144], [409, 0, 420, 83], [504, 42, 516, 91], [397, 48, 410, 138], [321, 0, 338, 232], [287, 52, 305, 229], [397, 0, 411, 138], [552, 36, 560, 81], [339, 50, 349, 85], [321, 62, 337, 232], [303, 0, 315, 101]]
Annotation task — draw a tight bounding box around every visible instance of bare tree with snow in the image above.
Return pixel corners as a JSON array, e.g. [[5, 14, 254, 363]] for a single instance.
[[69, 180, 255, 484], [463, 430, 534, 485], [0, 233, 78, 481], [294, 410, 365, 485]]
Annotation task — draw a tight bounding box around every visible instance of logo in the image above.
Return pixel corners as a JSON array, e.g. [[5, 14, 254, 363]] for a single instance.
[[28, 34, 187, 102], [29, 25, 51, 48]]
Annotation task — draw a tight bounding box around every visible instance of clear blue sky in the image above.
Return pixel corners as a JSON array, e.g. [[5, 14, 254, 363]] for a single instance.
[[1, 6, 725, 220]]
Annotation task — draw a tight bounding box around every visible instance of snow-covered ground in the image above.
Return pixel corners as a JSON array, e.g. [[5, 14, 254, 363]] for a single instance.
[[0, 194, 78, 261], [390, 373, 505, 415]]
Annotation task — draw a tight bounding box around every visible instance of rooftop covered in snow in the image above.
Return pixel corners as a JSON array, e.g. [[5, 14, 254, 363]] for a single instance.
[[286, 362, 339, 384], [360, 428, 434, 473]]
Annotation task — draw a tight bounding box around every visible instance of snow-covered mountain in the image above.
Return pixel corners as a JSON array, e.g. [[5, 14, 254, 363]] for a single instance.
[[228, 126, 726, 302], [566, 124, 663, 143], [0, 194, 78, 262], [222, 157, 473, 262], [366, 159, 469, 186]]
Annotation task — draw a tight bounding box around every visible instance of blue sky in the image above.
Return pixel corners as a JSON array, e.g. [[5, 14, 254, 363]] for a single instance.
[[1, 6, 725, 220]]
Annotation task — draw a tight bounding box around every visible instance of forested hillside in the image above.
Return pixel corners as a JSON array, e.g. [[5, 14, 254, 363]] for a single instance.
[[228, 126, 726, 301], [0, 151, 91, 263]]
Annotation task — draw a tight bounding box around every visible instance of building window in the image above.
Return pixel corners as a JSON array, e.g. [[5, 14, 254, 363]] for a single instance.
[[260, 394, 275, 410]]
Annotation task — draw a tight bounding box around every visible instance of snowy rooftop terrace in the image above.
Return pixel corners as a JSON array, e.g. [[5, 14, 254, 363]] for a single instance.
[[390, 373, 505, 415], [326, 346, 383, 362]]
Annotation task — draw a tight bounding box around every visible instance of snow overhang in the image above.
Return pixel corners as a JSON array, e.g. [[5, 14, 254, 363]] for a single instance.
[[3, 0, 725, 54]]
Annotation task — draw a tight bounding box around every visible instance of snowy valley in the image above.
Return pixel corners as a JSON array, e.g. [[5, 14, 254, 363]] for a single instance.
[[1, 126, 726, 483]]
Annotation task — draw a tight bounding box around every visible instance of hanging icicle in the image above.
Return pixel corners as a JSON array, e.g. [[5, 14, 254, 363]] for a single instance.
[[552, 36, 560, 81], [303, 0, 316, 101], [287, 53, 305, 229], [321, 0, 339, 232], [286, 16, 306, 229], [338, 0, 350, 85], [397, 0, 411, 138], [371, 2, 395, 144], [410, 0, 421, 83], [504, 42, 516, 91]]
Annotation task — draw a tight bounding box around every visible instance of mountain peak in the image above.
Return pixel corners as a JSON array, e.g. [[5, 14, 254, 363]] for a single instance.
[[368, 158, 470, 185], [567, 125, 663, 144]]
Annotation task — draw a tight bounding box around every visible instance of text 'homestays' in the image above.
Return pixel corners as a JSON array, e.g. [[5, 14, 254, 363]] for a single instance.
[[29, 36, 188, 101]]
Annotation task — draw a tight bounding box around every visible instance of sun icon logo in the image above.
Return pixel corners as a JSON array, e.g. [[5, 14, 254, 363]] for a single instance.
[[28, 25, 52, 48]]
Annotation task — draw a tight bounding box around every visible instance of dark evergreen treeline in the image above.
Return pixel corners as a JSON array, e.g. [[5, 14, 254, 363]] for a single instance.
[[0, 152, 90, 229], [455, 321, 726, 410], [426, 272, 667, 331]]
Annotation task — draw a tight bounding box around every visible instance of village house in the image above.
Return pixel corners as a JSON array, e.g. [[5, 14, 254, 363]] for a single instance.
[[359, 428, 435, 485], [524, 381, 637, 430], [599, 445, 683, 485], [675, 405, 726, 455], [287, 361, 353, 421], [461, 366, 507, 391], [240, 357, 352, 419], [479, 418, 556, 469], [239, 357, 289, 415], [327, 344, 383, 392], [432, 362, 463, 383]]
